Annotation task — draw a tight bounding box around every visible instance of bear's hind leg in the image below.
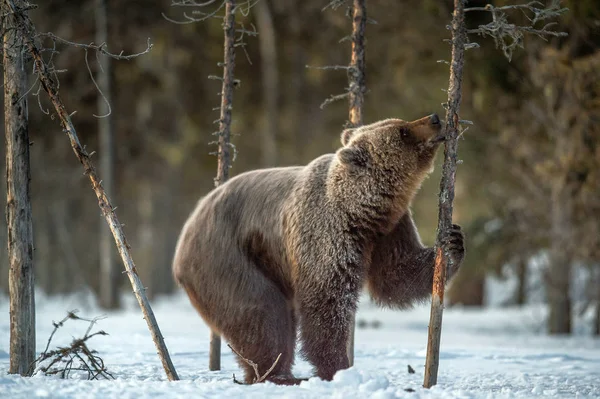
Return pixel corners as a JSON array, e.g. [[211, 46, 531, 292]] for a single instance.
[[223, 280, 297, 385]]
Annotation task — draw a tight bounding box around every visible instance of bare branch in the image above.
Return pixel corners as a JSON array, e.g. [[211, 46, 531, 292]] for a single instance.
[[320, 92, 350, 109], [29, 311, 113, 380], [36, 33, 152, 60], [227, 344, 282, 383], [84, 49, 111, 118], [306, 64, 350, 71], [465, 0, 568, 61]]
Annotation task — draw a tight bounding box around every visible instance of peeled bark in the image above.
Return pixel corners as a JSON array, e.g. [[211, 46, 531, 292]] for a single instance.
[[209, 0, 237, 371], [4, 1, 36, 375], [424, 0, 466, 388]]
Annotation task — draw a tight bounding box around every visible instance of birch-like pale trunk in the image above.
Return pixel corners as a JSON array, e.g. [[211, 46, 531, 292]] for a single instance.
[[346, 0, 366, 368], [210, 0, 236, 371], [423, 0, 466, 388], [5, 2, 179, 381], [4, 0, 35, 375]]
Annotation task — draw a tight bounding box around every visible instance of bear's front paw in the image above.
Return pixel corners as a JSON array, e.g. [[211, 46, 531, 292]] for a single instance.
[[441, 224, 465, 278]]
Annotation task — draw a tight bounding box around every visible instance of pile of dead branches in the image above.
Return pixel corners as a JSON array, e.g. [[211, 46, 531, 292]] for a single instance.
[[29, 311, 114, 380]]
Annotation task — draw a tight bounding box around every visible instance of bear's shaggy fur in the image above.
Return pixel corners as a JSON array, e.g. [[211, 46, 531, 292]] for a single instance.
[[172, 114, 465, 384]]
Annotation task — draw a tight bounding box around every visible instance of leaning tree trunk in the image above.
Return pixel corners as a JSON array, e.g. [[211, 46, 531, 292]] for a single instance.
[[95, 0, 120, 310], [345, 0, 366, 368], [424, 0, 466, 388], [5, 2, 179, 381], [209, 0, 236, 371], [3, 0, 36, 375]]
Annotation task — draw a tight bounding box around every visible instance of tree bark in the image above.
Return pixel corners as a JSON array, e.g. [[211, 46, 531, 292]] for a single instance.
[[209, 0, 236, 371], [95, 0, 120, 310], [348, 0, 366, 129], [547, 187, 572, 334], [4, 0, 36, 375], [6, 3, 179, 381], [515, 257, 527, 306], [255, 0, 277, 167], [424, 0, 466, 388], [345, 0, 366, 368]]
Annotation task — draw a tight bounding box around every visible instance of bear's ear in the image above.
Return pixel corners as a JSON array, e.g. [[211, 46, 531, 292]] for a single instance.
[[340, 128, 357, 146], [338, 146, 370, 167]]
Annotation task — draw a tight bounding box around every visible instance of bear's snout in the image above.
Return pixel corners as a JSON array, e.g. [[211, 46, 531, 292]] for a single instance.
[[430, 113, 440, 125]]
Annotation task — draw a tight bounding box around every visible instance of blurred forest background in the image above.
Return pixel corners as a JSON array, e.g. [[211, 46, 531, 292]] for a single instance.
[[1, 0, 599, 335]]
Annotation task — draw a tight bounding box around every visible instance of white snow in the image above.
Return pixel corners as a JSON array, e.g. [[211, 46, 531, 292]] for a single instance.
[[1, 290, 599, 398]]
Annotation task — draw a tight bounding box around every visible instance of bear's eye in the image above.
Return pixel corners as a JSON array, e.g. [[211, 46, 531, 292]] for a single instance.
[[400, 127, 409, 138]]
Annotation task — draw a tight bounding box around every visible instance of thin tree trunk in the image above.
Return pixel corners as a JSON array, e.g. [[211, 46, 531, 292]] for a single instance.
[[595, 266, 600, 336], [96, 0, 119, 309], [4, 0, 36, 374], [515, 257, 527, 306], [210, 0, 236, 371], [424, 0, 466, 388], [345, 0, 366, 369], [6, 4, 179, 381], [348, 0, 366, 129], [255, 0, 277, 167], [547, 188, 572, 334]]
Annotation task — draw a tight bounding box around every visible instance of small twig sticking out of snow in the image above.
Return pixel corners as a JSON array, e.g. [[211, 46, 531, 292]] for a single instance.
[[227, 344, 282, 384]]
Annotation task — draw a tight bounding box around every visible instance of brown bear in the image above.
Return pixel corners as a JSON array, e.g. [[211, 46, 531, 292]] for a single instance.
[[172, 113, 465, 385]]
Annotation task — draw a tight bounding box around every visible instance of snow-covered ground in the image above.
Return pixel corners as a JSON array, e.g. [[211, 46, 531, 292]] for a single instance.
[[1, 290, 599, 398]]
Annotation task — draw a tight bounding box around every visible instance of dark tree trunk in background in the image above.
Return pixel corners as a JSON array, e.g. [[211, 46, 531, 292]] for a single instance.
[[594, 266, 600, 336], [515, 257, 527, 306], [255, 0, 278, 167], [96, 0, 120, 309], [346, 0, 367, 368], [547, 185, 572, 334], [209, 0, 236, 371], [4, 0, 36, 374], [447, 272, 484, 307], [424, 0, 466, 388]]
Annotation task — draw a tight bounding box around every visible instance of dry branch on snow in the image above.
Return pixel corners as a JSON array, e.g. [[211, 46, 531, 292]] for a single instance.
[[29, 311, 113, 380]]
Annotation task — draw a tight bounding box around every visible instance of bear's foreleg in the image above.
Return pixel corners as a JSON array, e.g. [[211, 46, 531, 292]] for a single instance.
[[368, 215, 465, 308]]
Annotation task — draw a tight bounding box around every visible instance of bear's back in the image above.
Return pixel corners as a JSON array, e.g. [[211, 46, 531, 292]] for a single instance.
[[173, 165, 305, 290]]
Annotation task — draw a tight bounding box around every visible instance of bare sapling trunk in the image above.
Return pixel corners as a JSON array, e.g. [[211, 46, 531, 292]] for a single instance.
[[95, 0, 119, 310], [4, 0, 35, 375], [547, 188, 572, 334], [345, 0, 366, 368], [210, 0, 236, 371], [254, 0, 277, 167], [5, 3, 179, 381], [423, 0, 466, 388]]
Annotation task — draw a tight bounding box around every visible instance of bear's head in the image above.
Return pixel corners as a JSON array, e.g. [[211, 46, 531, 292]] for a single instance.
[[338, 114, 443, 175], [330, 114, 444, 225]]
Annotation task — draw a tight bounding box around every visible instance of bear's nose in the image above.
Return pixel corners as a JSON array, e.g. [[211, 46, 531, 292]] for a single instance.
[[430, 113, 440, 125]]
